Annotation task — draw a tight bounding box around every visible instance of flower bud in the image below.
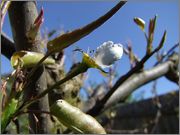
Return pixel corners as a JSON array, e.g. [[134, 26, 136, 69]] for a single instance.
[[134, 17, 145, 31], [93, 41, 123, 68]]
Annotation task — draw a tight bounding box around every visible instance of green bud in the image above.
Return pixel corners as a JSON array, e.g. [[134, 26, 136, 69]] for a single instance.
[[134, 17, 145, 31]]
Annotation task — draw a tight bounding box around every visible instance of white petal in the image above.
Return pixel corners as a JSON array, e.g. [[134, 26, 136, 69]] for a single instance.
[[94, 41, 123, 68]]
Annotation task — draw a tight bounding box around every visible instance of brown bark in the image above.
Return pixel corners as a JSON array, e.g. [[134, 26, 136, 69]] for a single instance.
[[8, 1, 51, 133], [1, 31, 15, 59]]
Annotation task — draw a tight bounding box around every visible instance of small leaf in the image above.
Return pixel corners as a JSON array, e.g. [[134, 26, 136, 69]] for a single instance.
[[134, 17, 145, 31], [147, 15, 157, 54], [148, 15, 157, 40], [48, 29, 57, 38], [47, 1, 126, 53], [50, 100, 106, 134], [34, 7, 44, 28], [157, 30, 167, 50], [1, 98, 18, 133], [11, 51, 55, 69]]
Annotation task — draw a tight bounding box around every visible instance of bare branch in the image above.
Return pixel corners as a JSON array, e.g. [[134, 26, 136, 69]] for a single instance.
[[154, 43, 179, 66], [106, 128, 145, 134], [17, 109, 52, 116], [1, 32, 16, 59], [104, 57, 178, 110], [12, 118, 20, 134], [164, 52, 179, 84]]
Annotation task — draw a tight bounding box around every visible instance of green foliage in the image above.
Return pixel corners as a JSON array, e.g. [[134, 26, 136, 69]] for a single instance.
[[1, 98, 18, 133]]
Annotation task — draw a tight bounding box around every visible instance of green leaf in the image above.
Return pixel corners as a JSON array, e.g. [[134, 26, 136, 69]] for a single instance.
[[157, 30, 167, 50], [50, 100, 106, 134], [1, 98, 18, 133], [147, 15, 157, 54], [148, 15, 157, 40], [47, 1, 126, 53], [11, 51, 55, 69]]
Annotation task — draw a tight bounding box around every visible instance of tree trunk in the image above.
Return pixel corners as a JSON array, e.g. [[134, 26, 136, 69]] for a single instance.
[[8, 1, 51, 133]]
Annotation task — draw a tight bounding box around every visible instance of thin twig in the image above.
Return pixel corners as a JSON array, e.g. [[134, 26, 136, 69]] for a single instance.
[[15, 109, 52, 117], [15, 63, 88, 115], [12, 118, 20, 134], [154, 43, 179, 66], [1, 31, 16, 59], [150, 80, 162, 133], [106, 128, 145, 134]]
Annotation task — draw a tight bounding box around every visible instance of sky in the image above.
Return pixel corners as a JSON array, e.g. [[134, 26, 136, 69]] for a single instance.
[[1, 0, 179, 100]]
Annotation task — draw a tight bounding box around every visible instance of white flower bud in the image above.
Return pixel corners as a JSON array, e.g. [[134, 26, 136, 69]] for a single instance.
[[93, 41, 123, 68]]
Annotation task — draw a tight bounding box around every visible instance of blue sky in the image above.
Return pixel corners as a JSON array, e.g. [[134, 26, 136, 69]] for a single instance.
[[1, 1, 179, 100]]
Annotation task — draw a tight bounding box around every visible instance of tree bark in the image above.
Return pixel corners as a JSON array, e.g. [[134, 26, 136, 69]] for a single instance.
[[1, 31, 15, 59], [8, 1, 51, 133]]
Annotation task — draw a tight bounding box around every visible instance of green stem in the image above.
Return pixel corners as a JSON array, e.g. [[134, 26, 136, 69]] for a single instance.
[[143, 31, 148, 43], [36, 63, 88, 100], [16, 63, 89, 116]]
